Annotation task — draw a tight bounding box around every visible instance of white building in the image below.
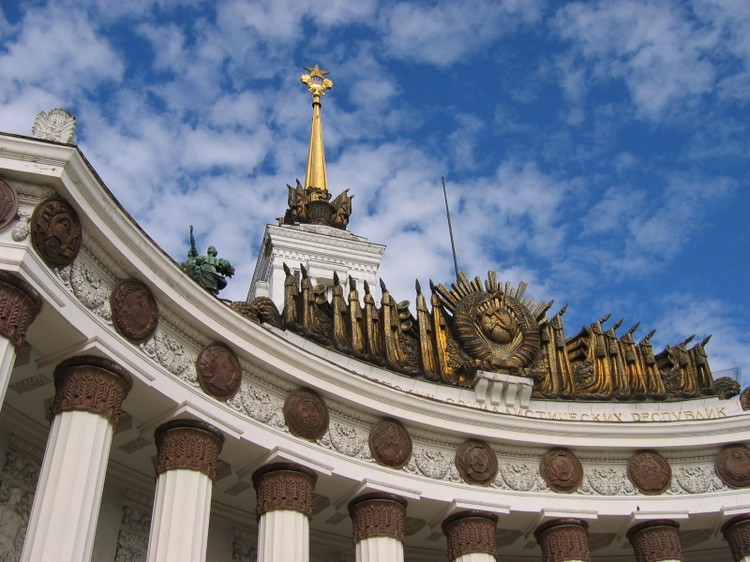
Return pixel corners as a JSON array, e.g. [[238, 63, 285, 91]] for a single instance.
[[0, 76, 748, 561]]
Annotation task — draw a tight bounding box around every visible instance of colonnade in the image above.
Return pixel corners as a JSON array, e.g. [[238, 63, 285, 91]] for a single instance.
[[1, 274, 749, 561]]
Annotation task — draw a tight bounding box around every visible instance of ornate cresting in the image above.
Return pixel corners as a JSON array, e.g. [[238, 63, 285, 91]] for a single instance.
[[241, 270, 729, 402], [280, 66, 353, 229]]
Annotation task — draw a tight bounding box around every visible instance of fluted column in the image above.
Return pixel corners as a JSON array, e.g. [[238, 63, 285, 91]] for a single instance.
[[0, 272, 42, 410], [723, 515, 750, 562], [348, 493, 408, 562], [21, 356, 132, 562], [253, 463, 317, 562], [442, 510, 498, 562], [535, 518, 591, 562], [146, 420, 225, 562], [627, 520, 684, 562]]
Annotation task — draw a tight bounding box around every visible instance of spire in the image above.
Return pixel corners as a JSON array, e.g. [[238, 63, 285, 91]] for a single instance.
[[301, 65, 333, 195]]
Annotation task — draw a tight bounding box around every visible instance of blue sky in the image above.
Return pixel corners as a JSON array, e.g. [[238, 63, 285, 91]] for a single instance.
[[2, 0, 749, 384]]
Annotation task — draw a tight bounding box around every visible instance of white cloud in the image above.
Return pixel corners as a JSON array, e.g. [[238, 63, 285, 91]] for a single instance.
[[380, 0, 543, 65], [0, 6, 123, 100]]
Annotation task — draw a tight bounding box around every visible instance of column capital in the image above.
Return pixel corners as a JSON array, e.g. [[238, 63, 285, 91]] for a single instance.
[[154, 419, 225, 480], [626, 519, 683, 562], [252, 462, 317, 518], [348, 492, 408, 543], [442, 510, 498, 560], [723, 514, 750, 561], [535, 518, 591, 562], [52, 355, 133, 424], [0, 271, 42, 349]]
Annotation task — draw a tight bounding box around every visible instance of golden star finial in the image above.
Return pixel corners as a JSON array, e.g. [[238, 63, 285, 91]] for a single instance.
[[304, 65, 330, 79], [301, 64, 333, 97]]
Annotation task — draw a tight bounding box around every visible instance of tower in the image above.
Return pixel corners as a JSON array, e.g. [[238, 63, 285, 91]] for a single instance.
[[248, 66, 385, 308]]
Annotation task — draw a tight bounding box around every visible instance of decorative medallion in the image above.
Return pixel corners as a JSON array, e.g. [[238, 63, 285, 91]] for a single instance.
[[196, 342, 242, 400], [455, 439, 498, 486], [716, 445, 750, 488], [741, 387, 750, 411], [438, 278, 541, 372], [31, 197, 82, 268], [0, 178, 18, 230], [110, 279, 159, 344], [369, 419, 412, 469], [283, 388, 329, 441], [540, 448, 583, 493], [627, 451, 671, 495]]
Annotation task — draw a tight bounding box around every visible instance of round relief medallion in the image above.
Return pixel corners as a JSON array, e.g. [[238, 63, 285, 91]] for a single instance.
[[31, 197, 82, 268], [540, 448, 583, 493], [196, 342, 242, 400], [283, 388, 329, 441], [110, 279, 159, 344], [455, 439, 498, 486], [0, 178, 18, 230], [628, 451, 671, 495], [740, 387, 750, 411], [369, 419, 412, 469], [716, 445, 750, 488]]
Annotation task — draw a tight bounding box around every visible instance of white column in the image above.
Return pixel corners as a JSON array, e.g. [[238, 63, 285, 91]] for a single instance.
[[258, 510, 310, 561], [146, 420, 225, 562], [21, 356, 132, 562], [253, 463, 317, 562], [0, 338, 17, 408], [442, 510, 498, 562], [348, 493, 408, 562], [0, 271, 42, 411], [535, 518, 591, 562]]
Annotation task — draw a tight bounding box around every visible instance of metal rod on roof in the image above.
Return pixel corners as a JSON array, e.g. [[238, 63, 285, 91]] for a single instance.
[[442, 177, 460, 281]]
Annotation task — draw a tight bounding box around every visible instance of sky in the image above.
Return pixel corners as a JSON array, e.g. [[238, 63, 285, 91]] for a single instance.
[[1, 0, 749, 385]]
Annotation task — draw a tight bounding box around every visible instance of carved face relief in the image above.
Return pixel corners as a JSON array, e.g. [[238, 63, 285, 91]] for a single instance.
[[628, 451, 671, 495], [31, 197, 82, 268], [110, 279, 159, 344], [196, 343, 242, 400], [455, 439, 498, 486], [369, 419, 412, 469]]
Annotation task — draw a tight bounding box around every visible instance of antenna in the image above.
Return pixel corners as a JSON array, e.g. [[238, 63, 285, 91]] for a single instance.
[[442, 177, 460, 281]]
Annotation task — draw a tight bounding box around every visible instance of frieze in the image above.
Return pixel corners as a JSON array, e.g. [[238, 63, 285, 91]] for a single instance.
[[239, 385, 286, 429], [63, 260, 112, 320], [142, 330, 193, 381], [321, 422, 367, 458]]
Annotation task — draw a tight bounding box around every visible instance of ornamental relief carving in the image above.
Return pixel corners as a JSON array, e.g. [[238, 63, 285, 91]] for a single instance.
[[60, 261, 112, 320], [319, 422, 367, 458], [142, 330, 193, 381], [501, 462, 540, 491], [238, 385, 286, 429]]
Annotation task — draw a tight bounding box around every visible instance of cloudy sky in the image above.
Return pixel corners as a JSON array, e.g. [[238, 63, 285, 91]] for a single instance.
[[2, 0, 749, 384]]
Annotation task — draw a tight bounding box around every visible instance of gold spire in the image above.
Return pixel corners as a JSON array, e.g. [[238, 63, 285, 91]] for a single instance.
[[301, 65, 333, 195]]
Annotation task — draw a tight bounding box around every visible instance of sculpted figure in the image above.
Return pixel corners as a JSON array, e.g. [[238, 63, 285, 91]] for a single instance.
[[181, 226, 235, 296]]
